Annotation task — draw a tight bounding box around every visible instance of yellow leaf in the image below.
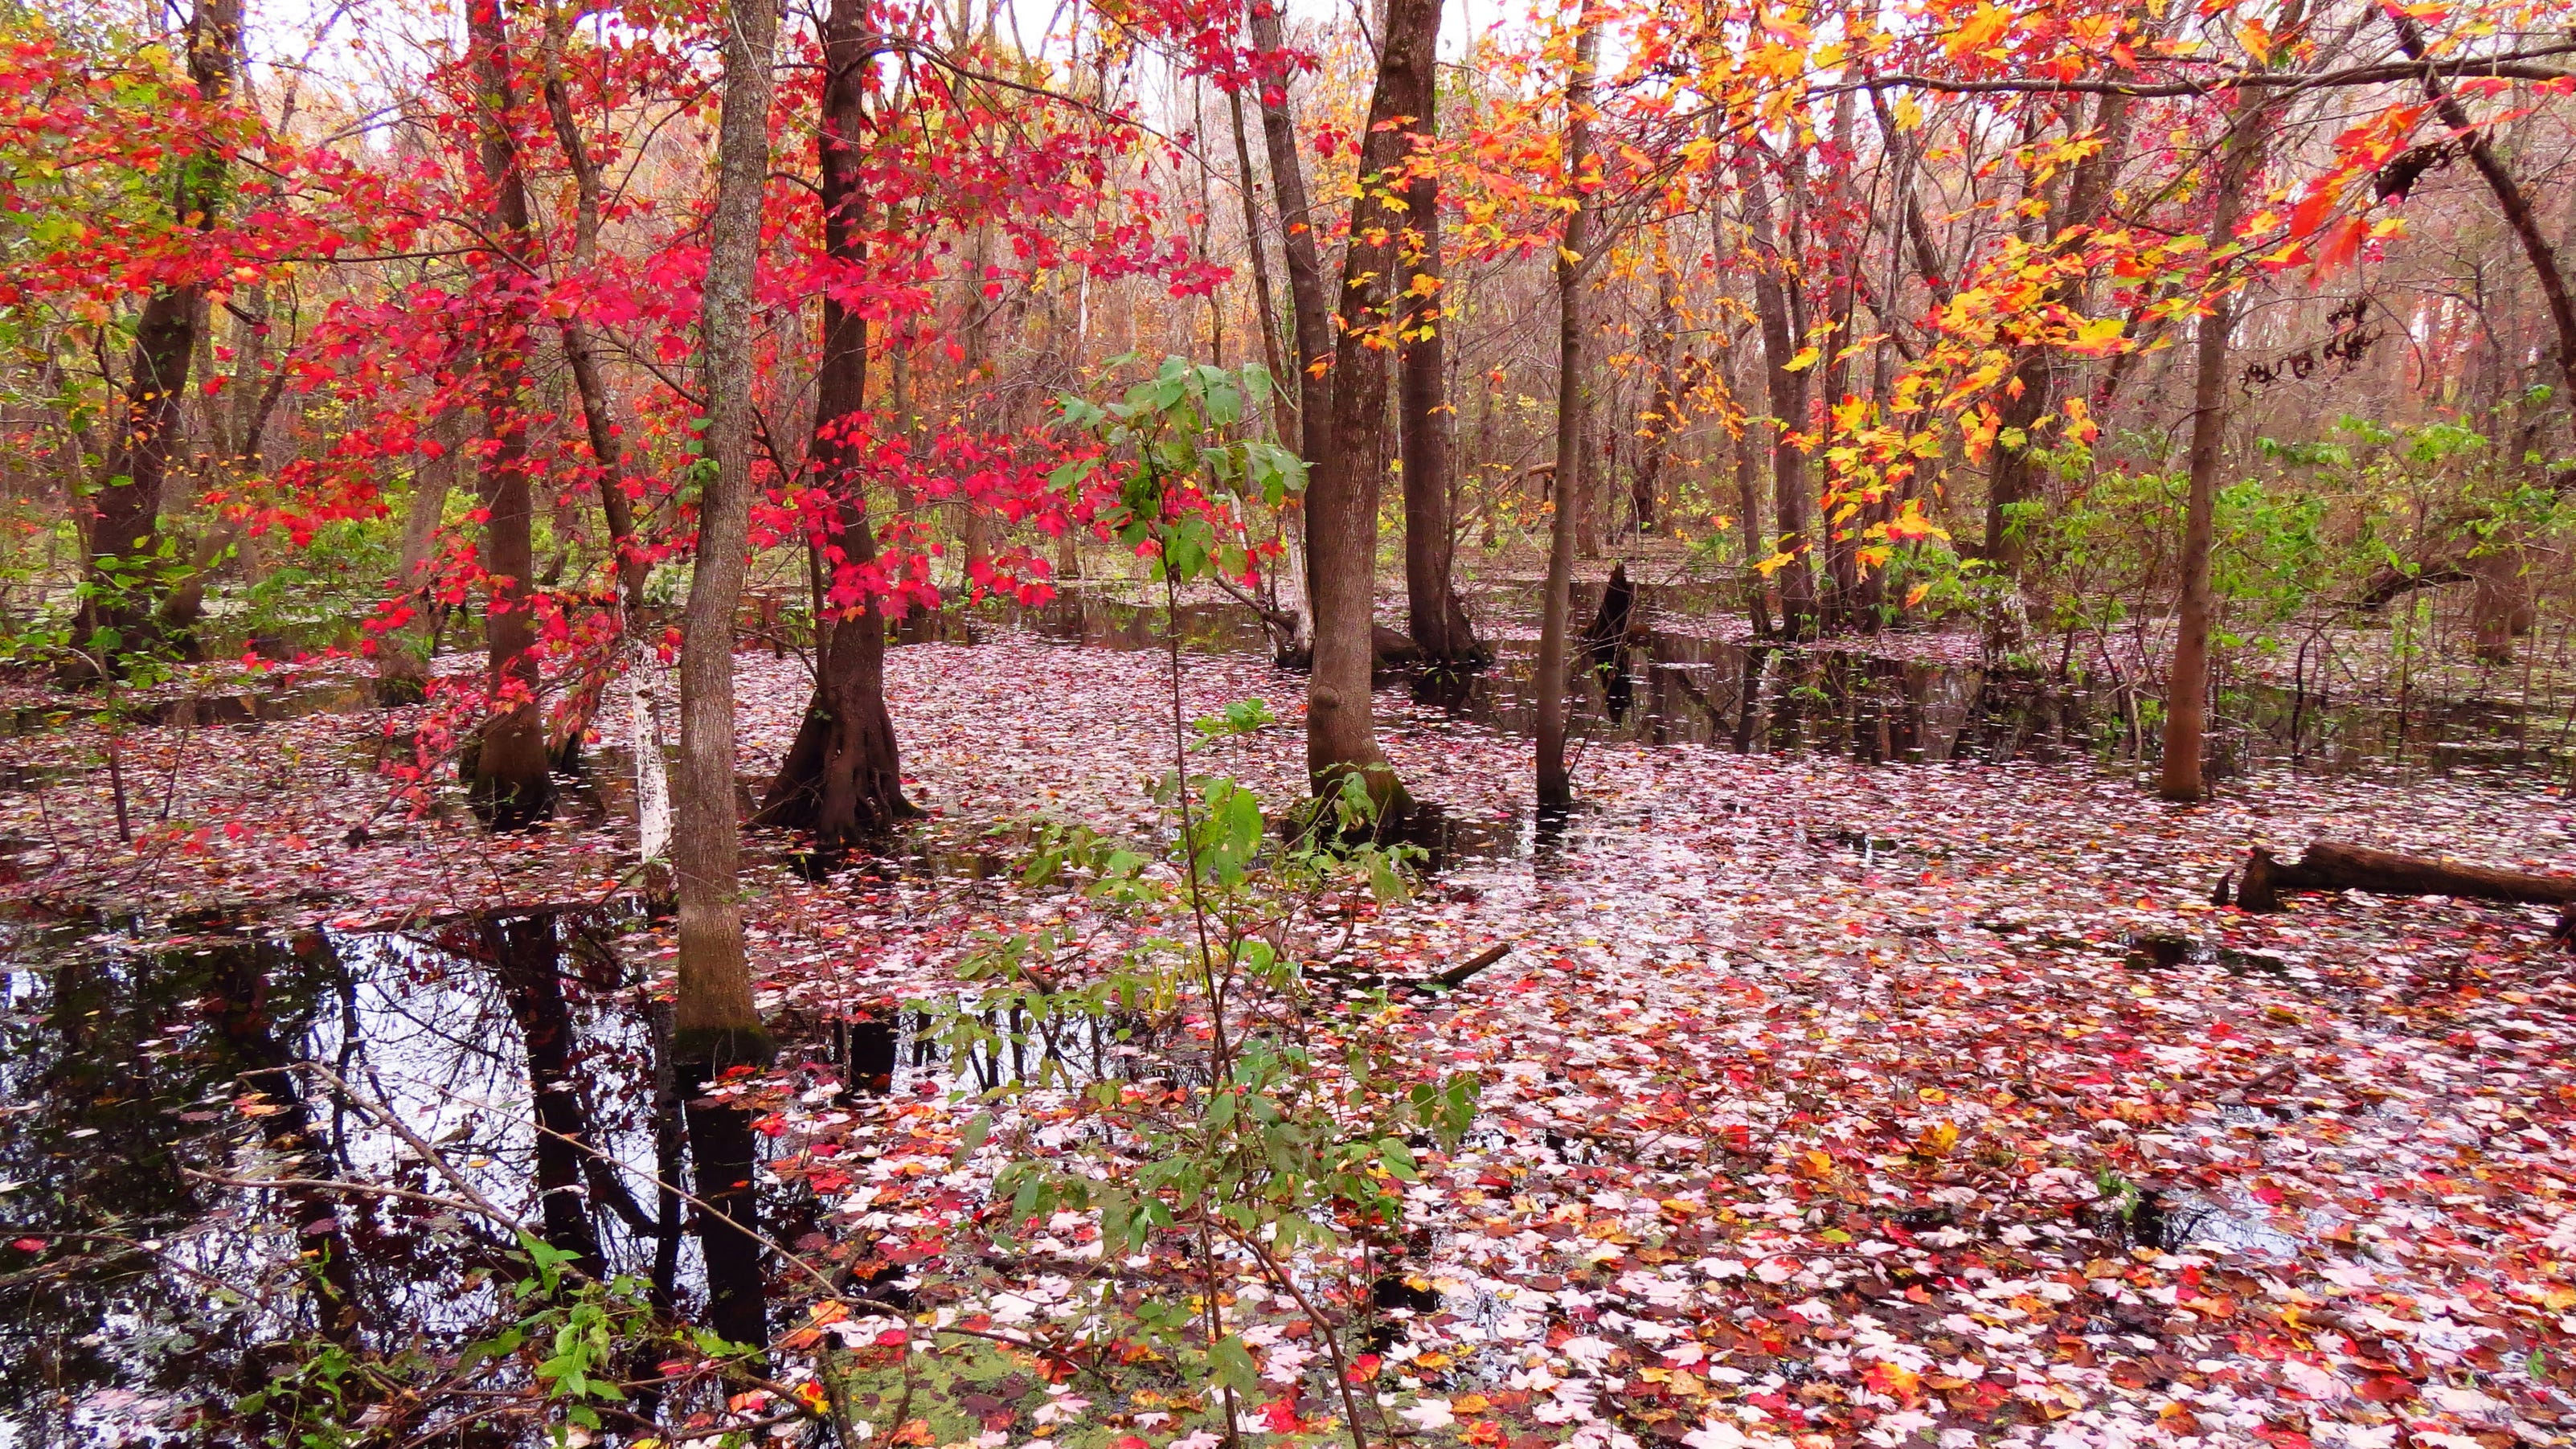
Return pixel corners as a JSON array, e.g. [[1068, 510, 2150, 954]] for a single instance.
[[1915, 1120, 1960, 1158], [2066, 314, 2127, 356], [1782, 346, 1820, 372], [1945, 2, 2010, 57]]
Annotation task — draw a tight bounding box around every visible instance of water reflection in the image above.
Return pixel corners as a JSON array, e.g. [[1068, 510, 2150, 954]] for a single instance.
[[0, 907, 748, 1443]]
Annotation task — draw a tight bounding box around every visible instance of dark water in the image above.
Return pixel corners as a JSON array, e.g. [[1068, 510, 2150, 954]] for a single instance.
[[0, 893, 1202, 1445], [0, 907, 710, 1443]]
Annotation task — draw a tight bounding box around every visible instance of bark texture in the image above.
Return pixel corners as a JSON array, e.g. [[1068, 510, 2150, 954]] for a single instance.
[[1534, 18, 1602, 809], [756, 0, 917, 847], [465, 0, 554, 829], [672, 0, 780, 1068], [1397, 53, 1479, 664], [1305, 0, 1444, 800], [1247, 0, 1336, 461]]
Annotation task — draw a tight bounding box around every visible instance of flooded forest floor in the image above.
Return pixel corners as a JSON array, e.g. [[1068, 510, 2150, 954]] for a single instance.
[[6, 579, 2576, 1449]]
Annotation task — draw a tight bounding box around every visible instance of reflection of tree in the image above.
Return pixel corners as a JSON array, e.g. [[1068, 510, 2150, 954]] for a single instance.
[[479, 912, 606, 1277], [0, 921, 350, 1433], [0, 909, 696, 1441]]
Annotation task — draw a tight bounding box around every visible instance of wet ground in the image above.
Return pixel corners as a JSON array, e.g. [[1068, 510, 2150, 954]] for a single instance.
[[4, 584, 2576, 1447]]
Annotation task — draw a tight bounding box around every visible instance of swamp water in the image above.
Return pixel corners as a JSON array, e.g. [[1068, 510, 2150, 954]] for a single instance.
[[2, 586, 2567, 1441]]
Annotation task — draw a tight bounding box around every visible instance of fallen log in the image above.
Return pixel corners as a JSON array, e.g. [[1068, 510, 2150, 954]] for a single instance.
[[2232, 841, 2576, 944], [1426, 943, 1511, 990]]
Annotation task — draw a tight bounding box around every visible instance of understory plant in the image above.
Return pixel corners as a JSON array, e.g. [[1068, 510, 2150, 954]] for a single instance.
[[922, 356, 1482, 1449]]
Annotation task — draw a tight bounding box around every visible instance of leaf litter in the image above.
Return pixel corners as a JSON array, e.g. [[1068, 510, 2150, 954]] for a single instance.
[[4, 629, 2575, 1449]]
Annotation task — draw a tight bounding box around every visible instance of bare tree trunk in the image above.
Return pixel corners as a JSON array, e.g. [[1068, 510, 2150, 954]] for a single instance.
[[672, 0, 780, 1067], [1227, 86, 1293, 449], [1737, 149, 1816, 636], [73, 0, 240, 673], [1636, 264, 1679, 537], [465, 0, 554, 829], [1246, 0, 1335, 458], [1227, 79, 1312, 661], [2162, 0, 2300, 802], [758, 0, 918, 847], [1305, 0, 1442, 804], [1398, 38, 1478, 665], [1534, 16, 1601, 809], [1244, 0, 1338, 653]]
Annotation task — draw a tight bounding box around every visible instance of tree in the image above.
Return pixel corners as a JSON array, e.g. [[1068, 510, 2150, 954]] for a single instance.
[[1535, 12, 1602, 810], [1398, 36, 1481, 665], [2161, 0, 2304, 804], [671, 0, 782, 1067], [1246, 0, 1337, 465], [461, 0, 555, 829], [1304, 0, 1447, 803], [1979, 80, 2137, 589], [1736, 144, 1818, 636], [755, 0, 917, 847], [71, 0, 240, 677]]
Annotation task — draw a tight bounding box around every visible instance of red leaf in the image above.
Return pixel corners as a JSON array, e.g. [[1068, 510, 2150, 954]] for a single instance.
[[2313, 215, 2368, 276]]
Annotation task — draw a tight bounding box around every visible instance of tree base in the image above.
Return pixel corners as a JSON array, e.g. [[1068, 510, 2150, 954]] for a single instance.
[[670, 1023, 780, 1074]]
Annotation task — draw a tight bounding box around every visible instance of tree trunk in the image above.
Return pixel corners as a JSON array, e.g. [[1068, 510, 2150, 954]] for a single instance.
[[1227, 85, 1294, 451], [1636, 265, 1680, 537], [1246, 0, 1335, 461], [73, 0, 240, 673], [159, 280, 276, 645], [1737, 149, 1816, 636], [1734, 411, 1771, 637], [672, 0, 780, 1070], [1534, 16, 1601, 810], [378, 409, 462, 702], [1398, 50, 1479, 665], [2162, 0, 2300, 802], [757, 0, 915, 848], [1305, 0, 1443, 804], [465, 0, 554, 830]]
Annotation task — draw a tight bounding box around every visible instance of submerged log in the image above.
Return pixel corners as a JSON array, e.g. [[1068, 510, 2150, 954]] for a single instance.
[[2234, 841, 2576, 943]]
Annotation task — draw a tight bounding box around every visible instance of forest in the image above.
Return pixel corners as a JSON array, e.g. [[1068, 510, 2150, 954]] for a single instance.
[[3, 0, 2576, 1439]]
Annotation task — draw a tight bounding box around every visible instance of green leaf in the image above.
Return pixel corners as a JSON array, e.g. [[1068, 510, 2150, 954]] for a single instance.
[[955, 1112, 993, 1166], [1210, 1335, 1263, 1396], [1378, 1136, 1420, 1181]]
